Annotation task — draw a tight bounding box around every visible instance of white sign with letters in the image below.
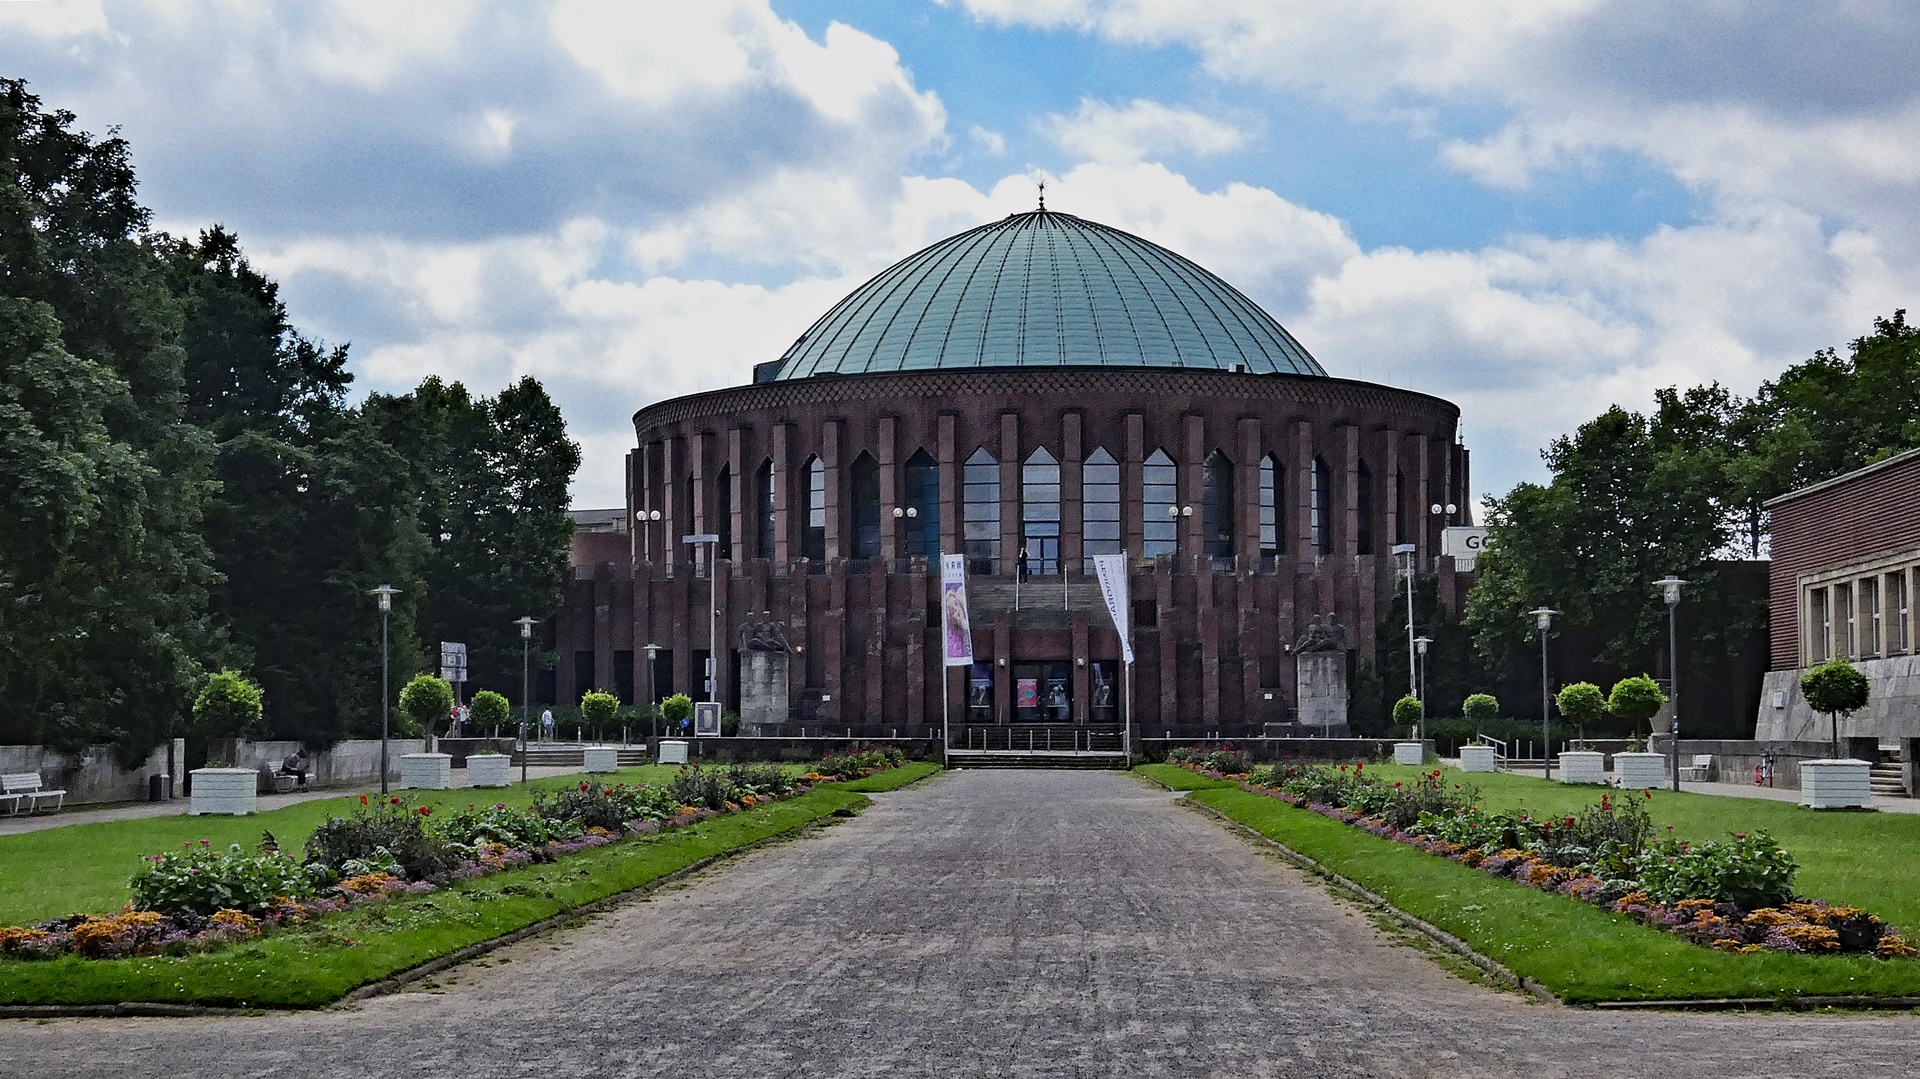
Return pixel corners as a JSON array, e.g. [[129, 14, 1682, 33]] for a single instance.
[[1441, 527, 1490, 570]]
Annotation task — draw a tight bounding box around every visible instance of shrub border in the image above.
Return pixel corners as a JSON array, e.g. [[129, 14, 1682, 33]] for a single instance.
[[0, 790, 870, 1018], [1141, 768, 1920, 1011]]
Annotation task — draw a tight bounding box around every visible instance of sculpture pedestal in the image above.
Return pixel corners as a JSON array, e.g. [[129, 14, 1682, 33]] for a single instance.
[[1295, 651, 1349, 736], [742, 652, 790, 735]]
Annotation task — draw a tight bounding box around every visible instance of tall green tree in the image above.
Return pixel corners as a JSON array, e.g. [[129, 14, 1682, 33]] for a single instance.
[[0, 79, 216, 757], [368, 376, 579, 693]]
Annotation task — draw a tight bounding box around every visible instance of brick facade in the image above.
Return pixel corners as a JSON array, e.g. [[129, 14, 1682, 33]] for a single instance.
[[557, 366, 1468, 731]]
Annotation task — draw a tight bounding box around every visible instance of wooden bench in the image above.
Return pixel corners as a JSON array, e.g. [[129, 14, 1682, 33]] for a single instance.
[[1, 773, 66, 815], [1678, 754, 1713, 782]]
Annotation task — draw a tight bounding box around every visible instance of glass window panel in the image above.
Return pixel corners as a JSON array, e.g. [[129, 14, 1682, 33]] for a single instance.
[[904, 449, 939, 562], [1259, 455, 1283, 557], [1143, 449, 1178, 558], [1809, 586, 1829, 662], [1891, 571, 1911, 655], [1861, 577, 1881, 658], [1203, 450, 1234, 561], [1022, 448, 1060, 574], [1835, 582, 1854, 660], [1083, 447, 1121, 556], [964, 447, 999, 575], [756, 461, 775, 560], [1356, 461, 1374, 556], [803, 457, 826, 562], [850, 454, 880, 559], [1311, 456, 1332, 556]]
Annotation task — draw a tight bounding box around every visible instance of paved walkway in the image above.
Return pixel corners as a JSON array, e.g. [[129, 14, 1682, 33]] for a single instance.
[[6, 770, 1920, 1077], [0, 766, 586, 836]]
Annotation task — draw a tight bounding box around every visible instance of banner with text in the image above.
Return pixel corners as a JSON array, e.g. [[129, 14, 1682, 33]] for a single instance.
[[1091, 553, 1134, 665], [940, 554, 975, 668]]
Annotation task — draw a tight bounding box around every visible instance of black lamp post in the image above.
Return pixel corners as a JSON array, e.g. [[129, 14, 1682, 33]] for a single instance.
[[515, 615, 538, 787], [644, 642, 660, 738], [369, 583, 400, 794], [1655, 576, 1687, 791], [1530, 607, 1557, 778]]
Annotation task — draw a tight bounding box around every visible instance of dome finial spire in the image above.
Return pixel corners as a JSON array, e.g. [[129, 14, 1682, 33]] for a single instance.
[[1036, 178, 1046, 211]]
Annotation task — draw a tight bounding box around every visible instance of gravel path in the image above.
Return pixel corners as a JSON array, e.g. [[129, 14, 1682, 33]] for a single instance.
[[6, 769, 1920, 1078]]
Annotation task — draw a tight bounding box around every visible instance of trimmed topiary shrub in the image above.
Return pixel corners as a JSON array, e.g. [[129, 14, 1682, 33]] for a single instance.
[[1555, 681, 1607, 739], [468, 689, 509, 730], [1462, 693, 1499, 726], [1606, 675, 1667, 736], [192, 669, 265, 739], [1391, 694, 1423, 731], [397, 673, 454, 738], [579, 690, 618, 731]]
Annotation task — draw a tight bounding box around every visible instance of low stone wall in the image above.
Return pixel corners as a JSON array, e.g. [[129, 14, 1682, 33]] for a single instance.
[[1137, 737, 1423, 764], [1756, 656, 1920, 741], [1667, 738, 1864, 789], [0, 741, 182, 806], [435, 737, 523, 766]]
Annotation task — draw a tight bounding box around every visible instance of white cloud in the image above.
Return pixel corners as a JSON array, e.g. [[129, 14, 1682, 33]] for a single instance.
[[968, 124, 1007, 156], [1041, 98, 1246, 164]]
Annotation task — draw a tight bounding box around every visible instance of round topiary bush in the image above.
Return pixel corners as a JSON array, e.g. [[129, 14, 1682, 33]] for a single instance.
[[1801, 658, 1869, 756], [468, 689, 510, 730], [1606, 675, 1667, 735], [1391, 694, 1423, 731], [660, 693, 693, 731], [192, 668, 265, 739], [398, 673, 455, 738], [580, 689, 618, 730], [1555, 681, 1607, 737], [1462, 693, 1499, 726]]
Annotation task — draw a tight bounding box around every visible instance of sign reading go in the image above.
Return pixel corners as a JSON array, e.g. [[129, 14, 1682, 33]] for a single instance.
[[1441, 527, 1490, 570]]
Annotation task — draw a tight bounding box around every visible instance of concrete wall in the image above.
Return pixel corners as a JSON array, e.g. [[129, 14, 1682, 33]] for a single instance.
[[1666, 738, 1867, 789], [1138, 737, 1421, 763], [0, 741, 182, 806], [1755, 656, 1920, 742], [662, 736, 943, 764]]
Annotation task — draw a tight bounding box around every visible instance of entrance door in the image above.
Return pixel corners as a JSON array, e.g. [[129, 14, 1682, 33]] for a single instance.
[[1090, 662, 1119, 724], [1012, 661, 1071, 722]]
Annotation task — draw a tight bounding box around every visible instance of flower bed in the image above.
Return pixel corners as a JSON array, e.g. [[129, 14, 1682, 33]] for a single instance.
[[1171, 759, 1916, 959], [0, 760, 887, 963]]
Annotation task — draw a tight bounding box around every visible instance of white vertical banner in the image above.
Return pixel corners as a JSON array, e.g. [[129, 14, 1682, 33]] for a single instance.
[[940, 554, 975, 668], [1091, 553, 1134, 664]]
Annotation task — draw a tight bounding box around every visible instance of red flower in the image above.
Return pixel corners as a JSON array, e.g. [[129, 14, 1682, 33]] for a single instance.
[[579, 782, 590, 792], [1564, 816, 1576, 828], [359, 795, 369, 805], [390, 797, 402, 805], [418, 806, 431, 816]]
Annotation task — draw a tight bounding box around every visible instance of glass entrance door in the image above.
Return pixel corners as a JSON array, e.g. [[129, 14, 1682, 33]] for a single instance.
[[1012, 661, 1071, 722]]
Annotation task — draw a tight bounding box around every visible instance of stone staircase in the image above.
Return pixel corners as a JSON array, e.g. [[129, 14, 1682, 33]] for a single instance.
[[945, 724, 1127, 770], [514, 744, 653, 768], [965, 577, 1108, 616], [1871, 757, 1909, 798]]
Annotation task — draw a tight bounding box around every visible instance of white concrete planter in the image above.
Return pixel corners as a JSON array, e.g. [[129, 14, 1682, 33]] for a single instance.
[[1614, 751, 1667, 789], [400, 752, 452, 790], [1558, 751, 1607, 785], [657, 739, 689, 765], [1458, 745, 1498, 773], [466, 754, 512, 788], [189, 768, 258, 816], [1393, 742, 1425, 766], [1801, 758, 1873, 809], [583, 746, 620, 774]]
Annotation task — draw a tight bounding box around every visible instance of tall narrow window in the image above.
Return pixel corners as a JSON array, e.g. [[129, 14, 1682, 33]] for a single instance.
[[1809, 586, 1830, 662], [1861, 577, 1882, 658], [1142, 449, 1177, 557], [1202, 450, 1234, 562], [850, 453, 880, 559], [715, 464, 733, 560], [1082, 447, 1121, 556], [1021, 447, 1060, 575], [802, 456, 826, 562], [1259, 455, 1283, 558], [1395, 467, 1411, 544], [1310, 456, 1332, 556], [963, 447, 999, 575], [903, 449, 939, 562], [1891, 571, 1911, 655], [755, 460, 775, 559], [1356, 461, 1374, 555], [1835, 582, 1854, 660]]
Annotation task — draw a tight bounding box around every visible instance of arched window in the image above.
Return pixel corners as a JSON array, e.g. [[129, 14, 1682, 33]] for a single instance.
[[802, 456, 825, 562], [1202, 450, 1234, 562], [1395, 467, 1412, 545], [1357, 461, 1374, 555], [850, 453, 880, 559], [755, 460, 775, 559], [1311, 455, 1332, 556], [1082, 447, 1121, 557], [1259, 454, 1283, 558], [1022, 447, 1060, 575], [963, 447, 999, 575], [903, 449, 939, 562], [715, 464, 733, 561], [1143, 449, 1178, 558]]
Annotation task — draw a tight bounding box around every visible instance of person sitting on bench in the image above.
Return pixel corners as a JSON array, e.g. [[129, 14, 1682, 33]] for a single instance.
[[277, 750, 310, 790]]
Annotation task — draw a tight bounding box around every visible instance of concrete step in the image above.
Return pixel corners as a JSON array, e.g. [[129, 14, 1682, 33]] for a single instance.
[[513, 746, 653, 768], [946, 750, 1128, 770]]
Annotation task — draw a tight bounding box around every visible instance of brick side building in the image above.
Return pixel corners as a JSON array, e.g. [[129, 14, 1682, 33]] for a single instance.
[[1757, 446, 1920, 740], [554, 209, 1472, 734]]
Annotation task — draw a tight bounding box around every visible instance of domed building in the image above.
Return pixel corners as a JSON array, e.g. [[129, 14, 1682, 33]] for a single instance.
[[557, 208, 1471, 737]]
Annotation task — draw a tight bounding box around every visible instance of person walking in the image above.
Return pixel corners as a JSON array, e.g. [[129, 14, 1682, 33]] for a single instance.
[[540, 707, 555, 742]]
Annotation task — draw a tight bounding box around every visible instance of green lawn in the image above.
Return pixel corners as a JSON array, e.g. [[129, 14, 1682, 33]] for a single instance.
[[833, 760, 941, 792], [1148, 763, 1920, 1002], [0, 785, 871, 1008]]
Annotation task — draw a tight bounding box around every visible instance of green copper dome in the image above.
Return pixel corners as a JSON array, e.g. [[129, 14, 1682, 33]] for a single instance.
[[759, 210, 1327, 381]]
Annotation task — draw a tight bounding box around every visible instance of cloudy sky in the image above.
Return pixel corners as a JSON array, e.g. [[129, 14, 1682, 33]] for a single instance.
[[6, 1, 1917, 509]]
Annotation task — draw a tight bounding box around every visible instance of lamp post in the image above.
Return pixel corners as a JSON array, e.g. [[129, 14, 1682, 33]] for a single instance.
[[644, 642, 660, 738], [636, 508, 662, 562], [369, 584, 399, 794], [1655, 576, 1687, 792], [1529, 607, 1556, 778], [515, 616, 538, 787], [1392, 544, 1418, 738], [684, 534, 720, 703], [1413, 635, 1432, 717]]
